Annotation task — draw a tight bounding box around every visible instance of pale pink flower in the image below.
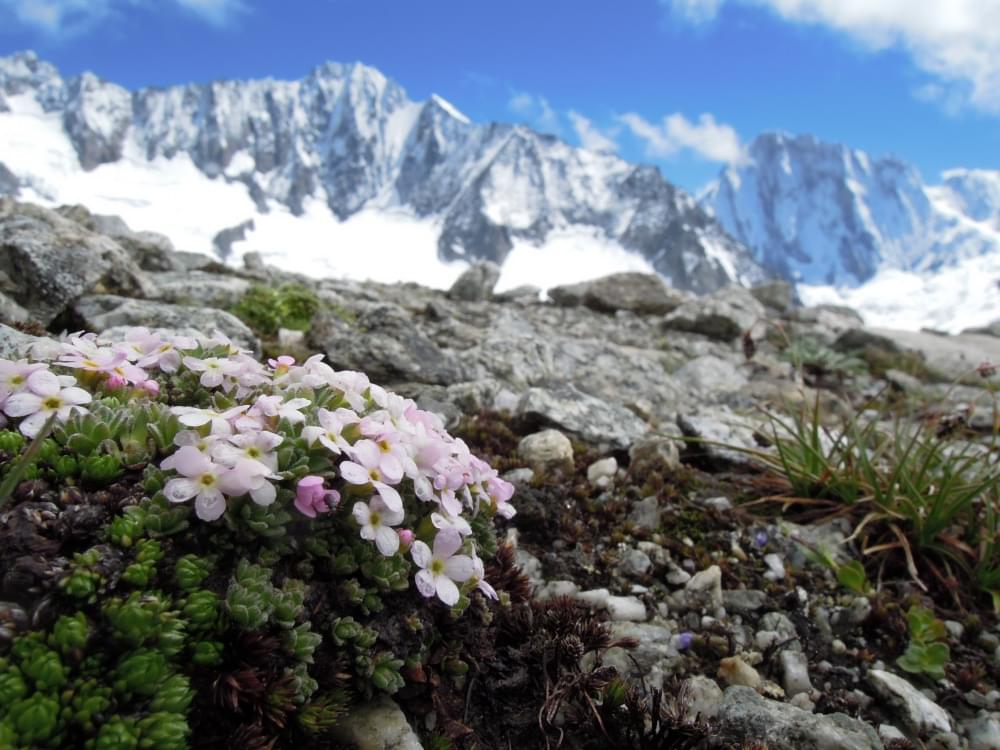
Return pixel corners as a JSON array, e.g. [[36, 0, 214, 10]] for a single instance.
[[161, 446, 253, 521], [171, 405, 250, 435], [136, 335, 195, 373], [182, 355, 243, 388], [329, 370, 370, 411], [411, 529, 474, 606], [251, 394, 311, 424], [0, 360, 54, 395], [340, 439, 403, 513], [268, 355, 295, 372], [212, 430, 283, 474], [138, 379, 160, 397], [485, 476, 516, 519], [302, 407, 359, 454], [431, 511, 472, 537], [353, 497, 405, 556], [2, 375, 92, 437], [61, 346, 147, 384], [469, 554, 498, 600], [294, 475, 340, 518]]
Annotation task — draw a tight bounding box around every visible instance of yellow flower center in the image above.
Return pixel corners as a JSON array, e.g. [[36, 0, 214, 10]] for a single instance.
[[43, 397, 62, 410]]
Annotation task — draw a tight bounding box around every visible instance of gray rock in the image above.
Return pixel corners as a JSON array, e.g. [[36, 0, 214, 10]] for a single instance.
[[448, 260, 501, 301], [675, 354, 749, 395], [517, 429, 574, 472], [751, 280, 795, 312], [606, 595, 647, 622], [787, 305, 865, 344], [0, 198, 152, 324], [680, 675, 725, 721], [586, 456, 618, 485], [662, 285, 766, 341], [677, 408, 764, 466], [309, 303, 462, 386], [964, 319, 1000, 338], [56, 204, 185, 272], [628, 495, 661, 532], [717, 656, 762, 689], [628, 434, 682, 476], [535, 579, 579, 600], [885, 368, 925, 393], [494, 284, 541, 302], [243, 251, 264, 271], [868, 327, 1000, 383], [867, 669, 952, 736], [722, 589, 767, 613], [619, 548, 652, 577], [606, 621, 680, 675], [149, 271, 253, 309], [550, 272, 687, 315], [718, 686, 882, 750], [682, 565, 723, 612], [517, 381, 648, 449], [0, 161, 18, 196], [0, 291, 28, 324], [331, 695, 422, 750], [73, 295, 259, 354], [965, 711, 1000, 750], [780, 650, 813, 696], [0, 324, 46, 359]]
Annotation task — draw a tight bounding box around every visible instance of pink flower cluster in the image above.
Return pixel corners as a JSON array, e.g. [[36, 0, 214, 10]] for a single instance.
[[0, 326, 514, 608]]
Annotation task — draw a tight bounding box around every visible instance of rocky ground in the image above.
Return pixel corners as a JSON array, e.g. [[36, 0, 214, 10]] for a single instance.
[[2, 196, 1000, 749]]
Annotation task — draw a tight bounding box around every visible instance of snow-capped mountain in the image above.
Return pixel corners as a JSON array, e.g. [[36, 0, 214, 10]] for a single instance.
[[702, 132, 1000, 331], [0, 51, 766, 295]]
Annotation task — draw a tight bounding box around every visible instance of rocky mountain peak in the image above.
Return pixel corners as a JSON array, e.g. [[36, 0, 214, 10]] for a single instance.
[[0, 50, 768, 297]]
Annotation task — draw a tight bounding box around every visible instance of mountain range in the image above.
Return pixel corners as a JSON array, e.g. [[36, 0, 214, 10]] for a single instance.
[[1, 50, 999, 331]]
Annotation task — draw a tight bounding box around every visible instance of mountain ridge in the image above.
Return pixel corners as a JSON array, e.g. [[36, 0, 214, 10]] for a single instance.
[[0, 50, 767, 295]]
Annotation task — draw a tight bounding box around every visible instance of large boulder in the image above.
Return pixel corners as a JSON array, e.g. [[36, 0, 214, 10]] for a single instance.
[[662, 285, 765, 341], [0, 199, 152, 324], [56, 204, 186, 272], [717, 686, 882, 750], [72, 295, 259, 353], [308, 303, 462, 387], [868, 328, 1000, 383], [516, 381, 649, 449], [0, 323, 46, 359], [148, 271, 253, 309], [550, 272, 688, 316], [448, 261, 500, 302]]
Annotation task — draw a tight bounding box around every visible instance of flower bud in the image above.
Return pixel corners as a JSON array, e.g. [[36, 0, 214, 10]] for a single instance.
[[397, 529, 415, 550]]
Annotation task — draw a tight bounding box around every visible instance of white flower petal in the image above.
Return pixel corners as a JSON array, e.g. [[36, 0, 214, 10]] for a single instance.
[[410, 540, 432, 568], [435, 576, 460, 606], [164, 477, 200, 503], [375, 525, 400, 556], [444, 555, 474, 583], [195, 489, 226, 521], [3, 392, 41, 418], [415, 569, 436, 598]]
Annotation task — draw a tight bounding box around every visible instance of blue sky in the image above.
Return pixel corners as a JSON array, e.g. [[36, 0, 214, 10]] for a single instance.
[[1, 0, 998, 192]]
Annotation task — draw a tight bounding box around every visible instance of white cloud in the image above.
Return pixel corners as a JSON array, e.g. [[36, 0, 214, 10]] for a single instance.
[[507, 90, 561, 134], [618, 111, 747, 164], [174, 0, 245, 26], [567, 110, 619, 153], [0, 0, 245, 35], [665, 0, 1000, 113]]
